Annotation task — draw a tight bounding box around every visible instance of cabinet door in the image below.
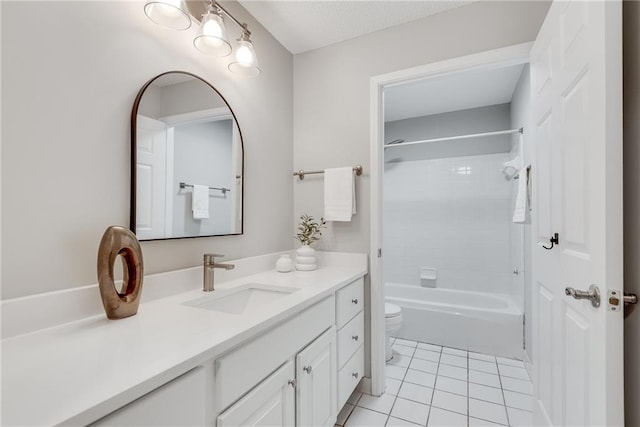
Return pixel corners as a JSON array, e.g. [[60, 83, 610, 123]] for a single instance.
[[217, 361, 295, 427], [296, 326, 337, 427]]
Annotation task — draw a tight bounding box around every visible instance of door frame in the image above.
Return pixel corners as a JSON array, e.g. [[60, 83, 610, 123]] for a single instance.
[[368, 42, 533, 396]]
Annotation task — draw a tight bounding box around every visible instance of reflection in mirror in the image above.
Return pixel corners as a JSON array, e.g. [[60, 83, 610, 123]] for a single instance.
[[131, 71, 243, 240]]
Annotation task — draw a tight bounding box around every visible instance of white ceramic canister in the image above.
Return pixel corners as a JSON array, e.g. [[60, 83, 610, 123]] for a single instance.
[[276, 254, 294, 272]]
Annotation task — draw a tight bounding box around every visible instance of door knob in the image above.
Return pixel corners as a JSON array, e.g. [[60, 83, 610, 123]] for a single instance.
[[352, 335, 359, 341], [303, 366, 312, 374], [565, 284, 600, 308], [352, 298, 359, 304]]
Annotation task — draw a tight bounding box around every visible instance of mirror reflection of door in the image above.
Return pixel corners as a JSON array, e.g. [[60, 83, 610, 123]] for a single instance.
[[132, 72, 244, 240]]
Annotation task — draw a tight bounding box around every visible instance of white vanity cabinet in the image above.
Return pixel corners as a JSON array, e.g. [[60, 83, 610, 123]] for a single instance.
[[335, 278, 365, 409], [296, 326, 337, 427], [90, 367, 207, 426], [217, 361, 296, 427]]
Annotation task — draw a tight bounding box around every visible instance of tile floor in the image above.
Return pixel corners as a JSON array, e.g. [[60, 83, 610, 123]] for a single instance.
[[336, 338, 534, 427]]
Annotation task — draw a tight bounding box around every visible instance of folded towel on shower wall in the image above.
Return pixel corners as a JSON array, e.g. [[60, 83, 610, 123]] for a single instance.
[[513, 165, 530, 223], [324, 167, 356, 221], [192, 184, 210, 220]]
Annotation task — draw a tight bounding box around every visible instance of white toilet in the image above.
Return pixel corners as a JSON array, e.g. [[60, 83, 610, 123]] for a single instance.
[[385, 303, 403, 362]]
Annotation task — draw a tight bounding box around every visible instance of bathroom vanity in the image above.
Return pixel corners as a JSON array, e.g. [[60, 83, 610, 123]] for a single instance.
[[1, 252, 367, 426]]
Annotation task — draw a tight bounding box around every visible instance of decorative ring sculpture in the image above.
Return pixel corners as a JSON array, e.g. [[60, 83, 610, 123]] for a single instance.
[[97, 226, 144, 319]]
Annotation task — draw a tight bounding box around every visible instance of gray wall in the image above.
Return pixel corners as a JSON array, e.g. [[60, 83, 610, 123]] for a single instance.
[[293, 1, 551, 254], [1, 1, 293, 299], [623, 2, 640, 424]]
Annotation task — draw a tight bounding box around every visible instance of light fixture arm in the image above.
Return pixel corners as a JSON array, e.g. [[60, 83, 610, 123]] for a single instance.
[[212, 1, 251, 36]]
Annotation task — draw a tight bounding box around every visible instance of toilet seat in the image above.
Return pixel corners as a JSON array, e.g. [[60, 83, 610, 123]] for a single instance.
[[385, 303, 401, 318]]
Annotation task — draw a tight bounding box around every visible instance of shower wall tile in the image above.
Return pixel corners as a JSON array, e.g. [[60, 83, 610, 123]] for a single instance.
[[383, 153, 513, 295]]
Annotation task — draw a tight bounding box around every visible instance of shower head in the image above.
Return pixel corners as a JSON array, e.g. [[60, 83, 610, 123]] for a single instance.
[[385, 139, 404, 146]]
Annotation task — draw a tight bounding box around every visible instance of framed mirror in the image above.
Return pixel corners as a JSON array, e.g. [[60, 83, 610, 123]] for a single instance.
[[130, 71, 243, 240]]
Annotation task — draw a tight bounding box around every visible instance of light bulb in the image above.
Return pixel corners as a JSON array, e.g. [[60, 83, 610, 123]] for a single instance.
[[235, 44, 254, 65], [193, 9, 231, 56], [228, 38, 260, 77], [202, 16, 223, 47]]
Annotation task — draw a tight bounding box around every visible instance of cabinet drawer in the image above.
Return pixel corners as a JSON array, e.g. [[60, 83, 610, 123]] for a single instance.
[[337, 311, 364, 369], [216, 296, 334, 412], [337, 346, 364, 409], [335, 278, 364, 329]]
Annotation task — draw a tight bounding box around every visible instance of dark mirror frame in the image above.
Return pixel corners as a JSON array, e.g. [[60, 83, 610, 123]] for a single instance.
[[130, 71, 245, 240]]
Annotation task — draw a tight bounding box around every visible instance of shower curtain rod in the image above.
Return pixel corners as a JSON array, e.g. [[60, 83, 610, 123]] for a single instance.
[[384, 127, 523, 148]]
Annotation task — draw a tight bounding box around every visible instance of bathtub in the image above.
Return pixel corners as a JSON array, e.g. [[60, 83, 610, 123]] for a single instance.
[[386, 283, 523, 359]]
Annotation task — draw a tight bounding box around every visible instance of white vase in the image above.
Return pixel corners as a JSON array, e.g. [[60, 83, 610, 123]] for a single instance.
[[296, 245, 317, 271], [275, 254, 294, 272]]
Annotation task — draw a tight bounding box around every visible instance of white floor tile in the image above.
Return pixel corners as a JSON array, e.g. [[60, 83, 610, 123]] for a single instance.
[[503, 390, 534, 412], [345, 407, 389, 427], [417, 342, 442, 352], [386, 416, 421, 426], [392, 345, 416, 357], [358, 393, 396, 414], [386, 365, 408, 380], [409, 358, 438, 374], [398, 382, 433, 405], [413, 349, 441, 362], [469, 358, 498, 375], [469, 370, 501, 388], [468, 416, 506, 426], [404, 369, 436, 388], [442, 347, 468, 357], [395, 338, 418, 348], [469, 352, 496, 362], [440, 353, 467, 368], [507, 406, 534, 427], [385, 378, 402, 396], [468, 398, 509, 425], [348, 391, 363, 405], [468, 382, 504, 405], [390, 397, 430, 426], [435, 376, 468, 396], [498, 365, 530, 381], [438, 364, 468, 381], [388, 353, 411, 368], [496, 357, 525, 368], [427, 407, 467, 426], [431, 390, 467, 415], [500, 377, 533, 395], [337, 404, 355, 426]]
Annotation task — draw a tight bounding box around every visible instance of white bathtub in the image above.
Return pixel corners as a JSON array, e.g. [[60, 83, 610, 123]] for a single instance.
[[386, 283, 523, 359]]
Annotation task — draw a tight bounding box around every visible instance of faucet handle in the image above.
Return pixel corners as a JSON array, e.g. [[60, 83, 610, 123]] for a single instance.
[[204, 253, 224, 263]]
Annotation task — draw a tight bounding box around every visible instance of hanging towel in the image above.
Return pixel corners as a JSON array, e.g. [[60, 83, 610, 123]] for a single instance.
[[192, 184, 210, 220], [324, 167, 356, 221], [513, 166, 529, 223]]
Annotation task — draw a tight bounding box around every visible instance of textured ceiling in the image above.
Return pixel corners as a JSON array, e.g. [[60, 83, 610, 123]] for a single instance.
[[237, 1, 476, 54]]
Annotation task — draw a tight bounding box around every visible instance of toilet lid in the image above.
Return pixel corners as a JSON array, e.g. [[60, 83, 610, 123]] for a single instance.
[[385, 303, 401, 318]]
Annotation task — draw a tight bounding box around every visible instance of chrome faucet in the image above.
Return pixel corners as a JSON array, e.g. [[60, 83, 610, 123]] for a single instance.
[[203, 253, 235, 292]]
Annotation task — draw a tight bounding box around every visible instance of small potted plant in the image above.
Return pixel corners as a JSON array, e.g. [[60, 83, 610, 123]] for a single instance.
[[295, 214, 326, 271]]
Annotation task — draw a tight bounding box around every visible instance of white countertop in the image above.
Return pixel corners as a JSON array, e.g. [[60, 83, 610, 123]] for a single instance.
[[1, 252, 367, 426]]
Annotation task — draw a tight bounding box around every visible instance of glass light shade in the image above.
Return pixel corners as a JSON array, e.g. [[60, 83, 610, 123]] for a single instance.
[[228, 40, 261, 78], [193, 12, 232, 56], [144, 0, 191, 30]]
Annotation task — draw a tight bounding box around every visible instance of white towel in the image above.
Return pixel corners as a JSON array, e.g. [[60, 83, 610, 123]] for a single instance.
[[512, 166, 529, 223], [324, 167, 356, 221], [192, 184, 209, 220]]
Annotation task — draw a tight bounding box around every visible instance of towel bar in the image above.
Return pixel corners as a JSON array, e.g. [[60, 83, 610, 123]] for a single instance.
[[293, 165, 363, 180]]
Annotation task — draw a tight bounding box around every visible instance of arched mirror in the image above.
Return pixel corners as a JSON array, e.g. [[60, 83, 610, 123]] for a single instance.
[[130, 71, 243, 240]]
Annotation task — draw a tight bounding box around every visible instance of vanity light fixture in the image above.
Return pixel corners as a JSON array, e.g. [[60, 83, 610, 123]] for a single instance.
[[143, 0, 261, 77]]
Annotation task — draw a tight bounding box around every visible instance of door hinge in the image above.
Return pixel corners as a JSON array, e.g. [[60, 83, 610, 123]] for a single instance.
[[378, 248, 382, 258]]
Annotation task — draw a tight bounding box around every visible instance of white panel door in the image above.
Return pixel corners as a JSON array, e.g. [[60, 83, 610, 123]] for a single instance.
[[136, 115, 168, 240], [296, 327, 337, 427], [217, 361, 295, 427], [530, 1, 623, 426]]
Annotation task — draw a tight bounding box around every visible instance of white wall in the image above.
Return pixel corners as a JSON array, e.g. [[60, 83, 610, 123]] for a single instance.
[[383, 104, 513, 294], [623, 2, 640, 425], [1, 1, 293, 299]]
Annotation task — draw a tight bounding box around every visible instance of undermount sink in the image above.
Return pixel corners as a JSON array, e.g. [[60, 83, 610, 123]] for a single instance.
[[184, 283, 300, 315]]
